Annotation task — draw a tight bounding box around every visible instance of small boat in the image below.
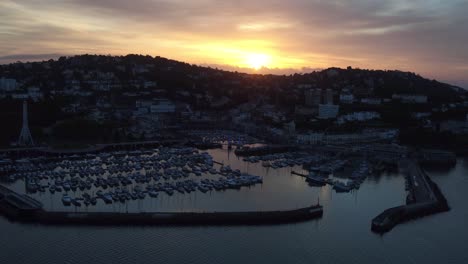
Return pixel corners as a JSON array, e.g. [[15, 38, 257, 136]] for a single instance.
[[102, 194, 113, 204], [72, 199, 81, 207], [62, 194, 72, 206], [63, 183, 71, 191], [333, 182, 353, 193], [148, 190, 159, 198], [306, 174, 327, 186]]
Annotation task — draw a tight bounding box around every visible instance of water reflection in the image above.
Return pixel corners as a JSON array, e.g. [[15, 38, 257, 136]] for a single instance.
[[5, 151, 467, 263], [4, 147, 403, 214]]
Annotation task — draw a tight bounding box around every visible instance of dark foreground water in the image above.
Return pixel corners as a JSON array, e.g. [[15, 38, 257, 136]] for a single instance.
[[1, 149, 467, 264]]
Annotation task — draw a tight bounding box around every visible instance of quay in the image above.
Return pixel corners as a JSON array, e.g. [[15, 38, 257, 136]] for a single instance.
[[291, 171, 308, 177], [0, 186, 323, 226], [371, 159, 449, 233], [0, 139, 186, 158], [234, 145, 294, 156]]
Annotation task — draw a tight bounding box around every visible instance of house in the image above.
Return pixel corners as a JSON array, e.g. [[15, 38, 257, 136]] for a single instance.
[[0, 77, 17, 91], [150, 99, 176, 113], [361, 98, 382, 105], [337, 112, 380, 124], [392, 94, 428, 104], [339, 93, 354, 104], [318, 104, 339, 119]]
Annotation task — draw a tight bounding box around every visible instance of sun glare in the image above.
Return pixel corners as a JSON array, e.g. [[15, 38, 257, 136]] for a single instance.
[[245, 53, 271, 70]]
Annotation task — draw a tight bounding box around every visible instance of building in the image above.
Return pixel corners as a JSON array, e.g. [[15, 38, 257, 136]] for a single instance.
[[412, 112, 431, 120], [296, 132, 324, 145], [305, 88, 321, 106], [361, 98, 382, 105], [318, 104, 339, 119], [439, 117, 468, 134], [134, 99, 176, 114], [149, 99, 176, 113], [135, 100, 153, 108], [296, 129, 399, 145], [337, 111, 380, 124], [27, 87, 43, 100], [283, 121, 296, 136], [324, 89, 333, 104], [339, 93, 354, 104], [297, 84, 313, 89], [392, 94, 428, 104], [0, 77, 17, 91]]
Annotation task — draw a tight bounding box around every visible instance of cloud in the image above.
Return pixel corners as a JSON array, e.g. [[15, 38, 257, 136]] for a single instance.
[[0, 0, 467, 85], [0, 53, 66, 64]]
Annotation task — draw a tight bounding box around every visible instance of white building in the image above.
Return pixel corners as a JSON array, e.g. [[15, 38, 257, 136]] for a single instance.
[[337, 111, 380, 124], [149, 99, 176, 113], [11, 93, 28, 99], [135, 100, 154, 108], [0, 77, 17, 91], [318, 104, 339, 119], [361, 98, 382, 105], [296, 129, 398, 145], [143, 81, 157, 89], [412, 112, 431, 120], [296, 132, 324, 145], [392, 94, 428, 104], [27, 87, 43, 100], [339, 93, 354, 104]]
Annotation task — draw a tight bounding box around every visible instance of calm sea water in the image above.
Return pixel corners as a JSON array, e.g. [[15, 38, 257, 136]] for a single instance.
[[0, 149, 467, 264]]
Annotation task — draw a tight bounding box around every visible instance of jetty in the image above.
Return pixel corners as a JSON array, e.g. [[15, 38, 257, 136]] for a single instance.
[[0, 185, 323, 226], [371, 159, 449, 233], [234, 145, 294, 156]]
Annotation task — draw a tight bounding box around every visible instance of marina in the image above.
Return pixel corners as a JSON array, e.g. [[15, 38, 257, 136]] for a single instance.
[[0, 131, 457, 232], [0, 147, 265, 212], [0, 142, 466, 264]]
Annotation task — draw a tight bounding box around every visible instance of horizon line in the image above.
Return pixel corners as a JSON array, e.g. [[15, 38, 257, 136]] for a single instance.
[[1, 53, 467, 89]]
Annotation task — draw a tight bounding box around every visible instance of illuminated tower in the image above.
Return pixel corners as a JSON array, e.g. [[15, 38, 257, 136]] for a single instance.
[[18, 100, 34, 146]]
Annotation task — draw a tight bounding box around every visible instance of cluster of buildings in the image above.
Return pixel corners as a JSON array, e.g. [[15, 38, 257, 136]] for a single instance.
[[0, 77, 16, 91], [0, 55, 467, 147], [304, 88, 340, 119], [0, 77, 44, 101], [337, 112, 381, 125], [296, 129, 399, 145]]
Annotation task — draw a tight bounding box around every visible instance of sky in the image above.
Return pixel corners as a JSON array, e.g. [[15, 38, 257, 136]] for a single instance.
[[1, 0, 467, 87]]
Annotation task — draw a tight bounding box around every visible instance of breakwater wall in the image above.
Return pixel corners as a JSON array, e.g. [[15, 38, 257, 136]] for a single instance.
[[0, 186, 323, 226], [371, 163, 449, 233]]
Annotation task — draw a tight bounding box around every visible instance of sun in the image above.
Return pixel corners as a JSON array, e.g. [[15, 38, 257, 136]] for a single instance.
[[245, 53, 271, 70]]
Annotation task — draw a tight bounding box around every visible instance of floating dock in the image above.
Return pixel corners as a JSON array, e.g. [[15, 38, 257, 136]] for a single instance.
[[234, 145, 294, 156]]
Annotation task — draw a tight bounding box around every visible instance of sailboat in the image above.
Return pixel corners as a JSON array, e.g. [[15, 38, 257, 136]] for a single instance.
[[227, 135, 232, 150]]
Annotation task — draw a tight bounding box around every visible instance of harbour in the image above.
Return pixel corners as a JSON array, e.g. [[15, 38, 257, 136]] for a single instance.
[[0, 133, 465, 263], [0, 146, 466, 264], [371, 159, 450, 233]]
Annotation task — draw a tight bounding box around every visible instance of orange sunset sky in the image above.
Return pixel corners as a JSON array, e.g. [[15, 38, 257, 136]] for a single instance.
[[1, 0, 467, 87]]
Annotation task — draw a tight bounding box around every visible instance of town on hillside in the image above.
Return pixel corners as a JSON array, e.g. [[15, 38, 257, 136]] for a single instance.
[[0, 54, 467, 151]]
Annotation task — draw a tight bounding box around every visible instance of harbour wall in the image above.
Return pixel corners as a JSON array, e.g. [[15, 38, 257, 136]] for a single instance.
[[371, 162, 449, 233], [0, 186, 323, 226]]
